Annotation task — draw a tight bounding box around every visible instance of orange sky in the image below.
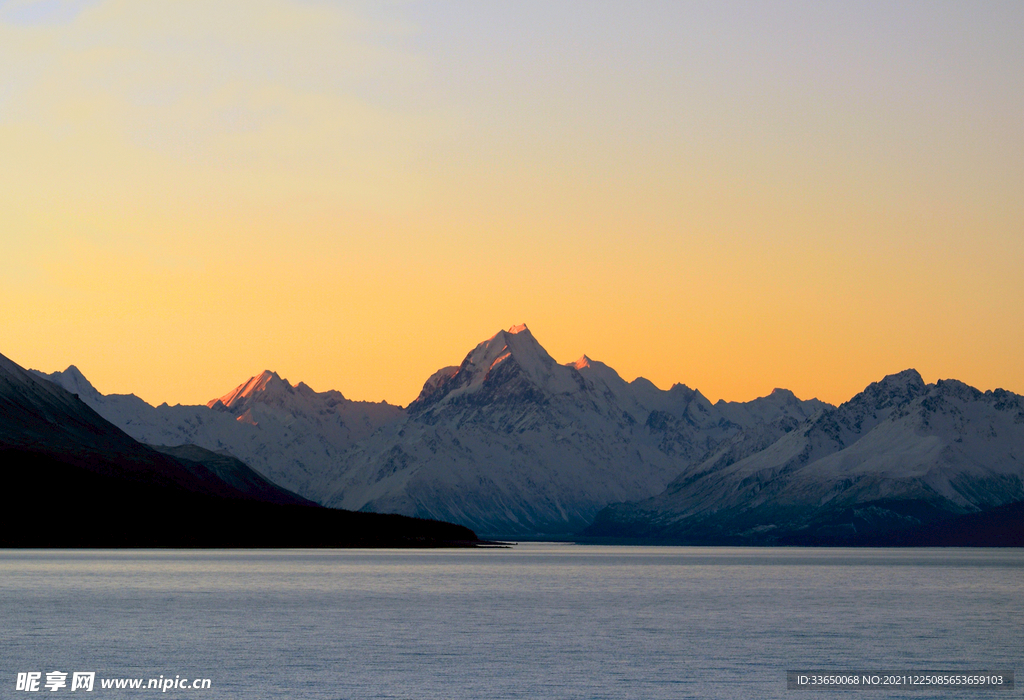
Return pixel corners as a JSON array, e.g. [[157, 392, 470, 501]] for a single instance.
[[2, 1, 1022, 408]]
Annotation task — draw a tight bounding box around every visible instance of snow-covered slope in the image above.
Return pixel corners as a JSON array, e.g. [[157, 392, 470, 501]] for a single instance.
[[587, 369, 1024, 543], [33, 367, 404, 496], [313, 325, 825, 536]]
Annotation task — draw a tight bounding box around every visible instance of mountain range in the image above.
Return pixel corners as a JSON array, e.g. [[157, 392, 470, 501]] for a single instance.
[[585, 369, 1024, 544], [35, 324, 825, 537], [26, 323, 1024, 544]]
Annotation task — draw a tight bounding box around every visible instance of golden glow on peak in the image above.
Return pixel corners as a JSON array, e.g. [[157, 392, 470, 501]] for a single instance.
[[208, 370, 284, 409]]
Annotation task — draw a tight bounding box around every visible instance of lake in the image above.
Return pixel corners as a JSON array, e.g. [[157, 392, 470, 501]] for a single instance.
[[1, 544, 1020, 699]]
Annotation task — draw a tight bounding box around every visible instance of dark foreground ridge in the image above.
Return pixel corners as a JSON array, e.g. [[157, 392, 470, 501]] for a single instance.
[[0, 351, 480, 548], [1, 448, 479, 547]]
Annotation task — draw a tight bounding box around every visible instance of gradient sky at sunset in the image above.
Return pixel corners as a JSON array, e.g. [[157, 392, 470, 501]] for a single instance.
[[2, 0, 1022, 407]]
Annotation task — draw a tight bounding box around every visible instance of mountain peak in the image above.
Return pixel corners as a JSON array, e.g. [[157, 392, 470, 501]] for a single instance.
[[408, 325, 583, 414], [883, 368, 925, 385], [572, 355, 593, 370], [208, 370, 290, 410], [843, 368, 927, 416], [27, 364, 102, 399], [873, 369, 927, 396], [260, 369, 285, 384], [764, 388, 799, 404], [61, 365, 101, 397], [470, 325, 563, 384]]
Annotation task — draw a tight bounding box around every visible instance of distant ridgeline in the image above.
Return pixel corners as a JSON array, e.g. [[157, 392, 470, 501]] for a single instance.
[[27, 324, 1024, 545], [0, 353, 478, 547], [585, 370, 1024, 546]]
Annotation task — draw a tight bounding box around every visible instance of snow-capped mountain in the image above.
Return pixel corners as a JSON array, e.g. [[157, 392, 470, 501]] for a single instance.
[[313, 325, 826, 536], [32, 326, 825, 537], [586, 369, 1024, 544], [34, 366, 404, 496]]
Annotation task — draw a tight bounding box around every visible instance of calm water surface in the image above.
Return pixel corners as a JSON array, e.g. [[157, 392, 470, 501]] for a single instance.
[[1, 545, 1020, 699]]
